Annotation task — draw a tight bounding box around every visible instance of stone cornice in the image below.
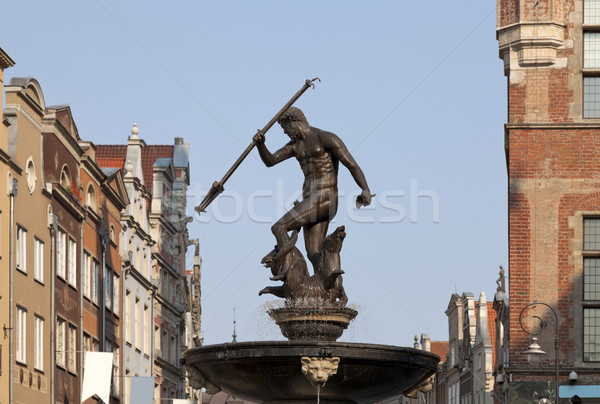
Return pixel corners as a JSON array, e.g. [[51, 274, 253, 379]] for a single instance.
[[5, 103, 43, 130], [53, 184, 85, 220], [0, 47, 15, 69], [126, 263, 154, 291], [154, 355, 183, 377], [505, 122, 600, 131], [85, 205, 102, 224], [155, 293, 183, 316], [148, 213, 177, 235], [497, 22, 565, 68], [122, 215, 154, 244], [152, 251, 177, 277]]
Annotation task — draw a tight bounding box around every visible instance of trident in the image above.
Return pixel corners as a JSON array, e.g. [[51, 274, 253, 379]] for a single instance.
[[195, 78, 320, 215]]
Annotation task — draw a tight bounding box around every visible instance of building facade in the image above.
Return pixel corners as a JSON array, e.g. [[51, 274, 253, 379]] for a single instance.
[[97, 125, 156, 403], [0, 44, 15, 404], [96, 135, 194, 402], [443, 291, 497, 404], [497, 0, 600, 401], [0, 43, 198, 403], [2, 75, 53, 404]]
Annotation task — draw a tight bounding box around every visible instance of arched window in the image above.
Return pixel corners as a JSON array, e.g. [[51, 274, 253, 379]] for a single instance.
[[86, 184, 97, 210], [60, 166, 71, 187], [109, 225, 116, 243]]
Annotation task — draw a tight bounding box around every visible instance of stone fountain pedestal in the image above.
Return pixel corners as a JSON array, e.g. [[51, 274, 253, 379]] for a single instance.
[[269, 304, 357, 342]]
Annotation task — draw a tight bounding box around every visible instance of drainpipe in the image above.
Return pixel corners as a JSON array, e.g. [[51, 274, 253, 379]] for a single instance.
[[79, 211, 87, 396], [8, 178, 17, 404], [100, 229, 108, 350], [50, 213, 58, 404], [121, 257, 127, 402], [151, 277, 155, 378]]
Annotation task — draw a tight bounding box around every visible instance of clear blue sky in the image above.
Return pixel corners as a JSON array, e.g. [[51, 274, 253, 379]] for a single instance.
[[1, 0, 507, 346]]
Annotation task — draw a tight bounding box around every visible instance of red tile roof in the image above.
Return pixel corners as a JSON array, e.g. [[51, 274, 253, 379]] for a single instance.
[[96, 144, 174, 195], [140, 145, 173, 195], [430, 341, 449, 364], [97, 157, 125, 169]]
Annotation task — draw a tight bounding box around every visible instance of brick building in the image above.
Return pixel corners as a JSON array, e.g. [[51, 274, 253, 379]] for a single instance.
[[496, 0, 600, 401]]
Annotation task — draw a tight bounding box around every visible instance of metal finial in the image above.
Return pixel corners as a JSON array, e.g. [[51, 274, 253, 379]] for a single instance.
[[232, 306, 238, 343]]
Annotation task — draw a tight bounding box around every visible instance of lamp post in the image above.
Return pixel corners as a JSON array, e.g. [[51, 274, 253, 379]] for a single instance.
[[519, 302, 560, 404]]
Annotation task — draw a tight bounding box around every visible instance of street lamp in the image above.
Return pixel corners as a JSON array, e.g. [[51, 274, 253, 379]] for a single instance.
[[519, 302, 560, 404]]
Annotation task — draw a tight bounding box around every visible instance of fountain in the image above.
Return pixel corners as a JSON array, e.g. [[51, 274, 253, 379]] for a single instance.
[[185, 80, 440, 404]]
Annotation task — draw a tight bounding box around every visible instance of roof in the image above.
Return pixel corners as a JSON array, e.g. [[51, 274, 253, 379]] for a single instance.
[[97, 157, 125, 169], [430, 341, 449, 364], [0, 46, 15, 69], [101, 167, 120, 177], [487, 301, 497, 366], [141, 146, 173, 193], [96, 144, 173, 195]]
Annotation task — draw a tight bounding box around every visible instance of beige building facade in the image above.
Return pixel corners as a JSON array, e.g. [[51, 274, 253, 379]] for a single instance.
[[3, 76, 54, 403]]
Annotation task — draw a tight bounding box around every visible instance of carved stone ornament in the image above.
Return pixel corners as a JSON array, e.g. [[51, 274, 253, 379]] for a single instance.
[[300, 356, 340, 387], [187, 366, 220, 394]]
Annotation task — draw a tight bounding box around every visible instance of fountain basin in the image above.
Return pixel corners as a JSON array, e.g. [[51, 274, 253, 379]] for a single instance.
[[183, 340, 440, 404], [269, 306, 358, 341]]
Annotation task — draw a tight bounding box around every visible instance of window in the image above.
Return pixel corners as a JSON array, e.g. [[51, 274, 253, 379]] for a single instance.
[[91, 259, 99, 305], [134, 297, 140, 350], [144, 305, 150, 356], [108, 342, 120, 397], [16, 306, 26, 363], [56, 317, 66, 368], [16, 226, 26, 272], [161, 330, 168, 358], [113, 273, 119, 315], [68, 237, 77, 287], [125, 290, 132, 343], [154, 325, 160, 352], [57, 230, 66, 279], [584, 1, 600, 117], [60, 166, 71, 187], [67, 324, 77, 372], [83, 333, 90, 351], [111, 345, 120, 398], [34, 315, 44, 371], [83, 333, 90, 369], [584, 218, 600, 361], [34, 237, 44, 282], [26, 158, 36, 193], [170, 335, 176, 363], [105, 267, 113, 311], [85, 184, 96, 210], [83, 251, 91, 299]]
